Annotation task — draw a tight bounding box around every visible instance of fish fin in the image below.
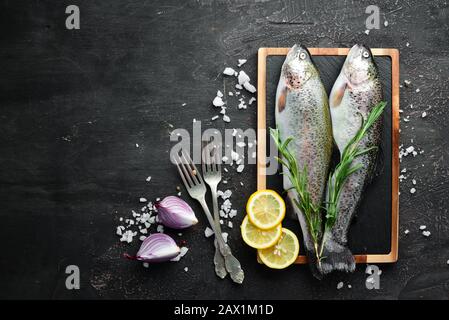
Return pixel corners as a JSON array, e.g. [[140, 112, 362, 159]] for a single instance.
[[319, 235, 356, 275], [277, 85, 288, 113], [329, 73, 348, 108]]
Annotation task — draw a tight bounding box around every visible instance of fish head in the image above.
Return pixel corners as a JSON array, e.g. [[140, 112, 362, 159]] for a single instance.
[[343, 44, 378, 86], [282, 44, 317, 90]]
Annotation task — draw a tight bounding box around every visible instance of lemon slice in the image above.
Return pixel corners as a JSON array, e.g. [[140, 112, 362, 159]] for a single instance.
[[241, 215, 282, 249], [246, 190, 285, 230], [258, 228, 300, 269]]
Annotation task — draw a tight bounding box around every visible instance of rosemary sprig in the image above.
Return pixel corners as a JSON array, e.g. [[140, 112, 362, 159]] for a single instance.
[[321, 101, 387, 254], [270, 128, 322, 261]]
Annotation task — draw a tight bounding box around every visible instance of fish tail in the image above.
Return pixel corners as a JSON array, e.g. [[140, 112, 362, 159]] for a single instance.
[[319, 233, 355, 275]]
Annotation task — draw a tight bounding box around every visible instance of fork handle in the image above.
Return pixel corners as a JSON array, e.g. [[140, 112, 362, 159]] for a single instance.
[[210, 187, 245, 284]]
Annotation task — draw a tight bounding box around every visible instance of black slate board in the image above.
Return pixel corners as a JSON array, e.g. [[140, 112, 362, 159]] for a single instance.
[[265, 55, 393, 255]]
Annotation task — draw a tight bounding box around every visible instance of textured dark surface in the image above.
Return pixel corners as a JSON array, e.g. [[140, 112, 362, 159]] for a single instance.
[[0, 0, 448, 300], [266, 55, 392, 255]]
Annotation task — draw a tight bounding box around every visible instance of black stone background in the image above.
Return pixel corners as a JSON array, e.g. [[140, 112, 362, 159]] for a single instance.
[[0, 0, 448, 299]]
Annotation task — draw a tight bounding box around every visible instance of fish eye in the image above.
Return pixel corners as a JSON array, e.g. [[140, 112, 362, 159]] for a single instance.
[[299, 52, 307, 60], [362, 50, 370, 58]]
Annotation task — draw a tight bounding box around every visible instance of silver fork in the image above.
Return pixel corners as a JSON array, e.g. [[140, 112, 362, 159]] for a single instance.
[[202, 145, 244, 284], [174, 152, 243, 283]]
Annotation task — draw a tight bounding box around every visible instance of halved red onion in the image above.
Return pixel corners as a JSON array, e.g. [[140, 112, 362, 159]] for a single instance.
[[155, 196, 198, 229], [136, 233, 180, 263]]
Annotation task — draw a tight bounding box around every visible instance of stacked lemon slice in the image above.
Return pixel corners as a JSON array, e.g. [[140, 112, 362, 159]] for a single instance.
[[241, 190, 299, 269]]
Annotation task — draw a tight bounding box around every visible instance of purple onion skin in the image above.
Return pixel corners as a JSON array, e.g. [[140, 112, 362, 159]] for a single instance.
[[136, 233, 180, 263], [156, 196, 198, 229]]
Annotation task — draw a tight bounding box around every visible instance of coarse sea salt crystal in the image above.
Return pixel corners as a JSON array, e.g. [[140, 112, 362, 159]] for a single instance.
[[139, 235, 146, 241], [217, 90, 223, 97], [236, 141, 246, 148], [170, 247, 189, 261], [143, 262, 149, 268], [422, 111, 427, 118], [139, 197, 147, 203], [423, 230, 431, 237], [419, 225, 426, 230], [243, 82, 257, 93], [237, 59, 247, 67], [404, 229, 410, 234], [238, 71, 250, 85], [223, 115, 231, 123], [364, 29, 370, 35], [235, 84, 243, 90], [384, 20, 389, 27], [157, 224, 164, 233], [222, 232, 229, 243], [412, 179, 416, 185], [237, 164, 244, 173], [184, 267, 189, 272], [248, 97, 256, 105], [204, 227, 214, 238], [146, 176, 152, 182], [213, 96, 225, 107], [410, 187, 416, 194], [228, 221, 233, 228], [228, 92, 233, 96], [136, 143, 139, 148], [337, 282, 344, 290], [223, 67, 236, 76], [211, 115, 219, 121]]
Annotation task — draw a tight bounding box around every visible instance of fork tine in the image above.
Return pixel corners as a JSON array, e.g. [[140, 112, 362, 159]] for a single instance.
[[181, 152, 200, 185], [177, 154, 194, 187], [201, 144, 210, 173], [183, 151, 203, 184], [174, 156, 191, 189], [210, 144, 220, 172]]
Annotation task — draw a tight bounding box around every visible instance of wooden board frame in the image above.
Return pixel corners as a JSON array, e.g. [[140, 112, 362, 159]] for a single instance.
[[257, 47, 399, 264]]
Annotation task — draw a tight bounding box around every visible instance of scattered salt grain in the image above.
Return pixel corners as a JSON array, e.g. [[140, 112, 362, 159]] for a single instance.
[[410, 188, 416, 194], [223, 115, 231, 123], [146, 176, 152, 182], [213, 96, 225, 107], [228, 221, 233, 228], [248, 97, 256, 105], [243, 82, 257, 93], [421, 111, 427, 118], [238, 71, 250, 85], [337, 282, 344, 290], [171, 247, 189, 261], [364, 29, 370, 35], [223, 67, 236, 76], [136, 143, 139, 148], [384, 20, 389, 27], [143, 262, 149, 268], [204, 227, 214, 238], [228, 92, 233, 96], [237, 59, 247, 67], [416, 88, 420, 93], [157, 224, 164, 233], [184, 267, 189, 272], [217, 90, 223, 97], [404, 80, 411, 87], [235, 84, 243, 90], [404, 229, 410, 235], [139, 197, 147, 203], [237, 164, 245, 173], [348, 284, 352, 289], [211, 115, 219, 121], [139, 235, 146, 241], [422, 230, 431, 237], [412, 179, 416, 185], [181, 103, 187, 107], [236, 141, 246, 148], [222, 232, 229, 243], [419, 225, 426, 230]]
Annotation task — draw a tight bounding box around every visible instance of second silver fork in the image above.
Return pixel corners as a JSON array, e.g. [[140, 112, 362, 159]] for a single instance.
[[202, 145, 244, 284]]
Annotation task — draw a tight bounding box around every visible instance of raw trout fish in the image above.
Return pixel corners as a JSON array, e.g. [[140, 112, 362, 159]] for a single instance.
[[275, 45, 333, 277], [320, 44, 383, 274]]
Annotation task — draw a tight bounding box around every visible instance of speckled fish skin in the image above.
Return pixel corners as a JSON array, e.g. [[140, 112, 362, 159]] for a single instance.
[[275, 44, 332, 277], [320, 44, 383, 274]]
